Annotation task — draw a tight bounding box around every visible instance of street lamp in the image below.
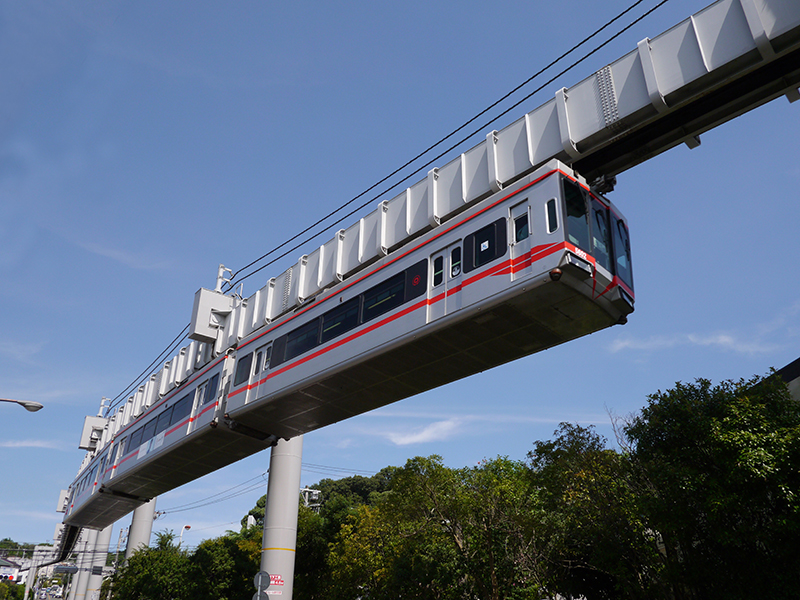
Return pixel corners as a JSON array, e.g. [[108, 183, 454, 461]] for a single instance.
[[0, 398, 44, 412], [178, 525, 191, 547]]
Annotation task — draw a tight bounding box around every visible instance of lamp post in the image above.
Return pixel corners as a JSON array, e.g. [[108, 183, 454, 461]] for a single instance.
[[0, 398, 43, 412], [178, 525, 191, 547]]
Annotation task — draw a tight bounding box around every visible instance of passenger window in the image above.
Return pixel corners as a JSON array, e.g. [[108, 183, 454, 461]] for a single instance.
[[363, 272, 405, 322], [321, 298, 359, 344], [514, 214, 529, 242], [464, 218, 507, 273], [170, 393, 193, 425], [129, 427, 143, 450], [546, 199, 558, 233], [285, 320, 321, 361], [263, 346, 272, 369], [234, 353, 254, 387], [202, 373, 220, 405], [433, 256, 444, 287], [254, 350, 263, 375], [155, 407, 173, 435], [450, 247, 462, 278], [141, 418, 157, 442]]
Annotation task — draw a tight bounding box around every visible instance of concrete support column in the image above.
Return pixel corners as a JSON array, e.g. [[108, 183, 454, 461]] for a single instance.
[[125, 498, 157, 560], [260, 435, 303, 600], [85, 524, 113, 600], [72, 528, 98, 600]]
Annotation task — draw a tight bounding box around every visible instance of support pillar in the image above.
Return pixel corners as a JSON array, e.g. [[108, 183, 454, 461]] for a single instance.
[[260, 435, 303, 599], [125, 498, 157, 560], [72, 528, 98, 600], [85, 524, 113, 600]]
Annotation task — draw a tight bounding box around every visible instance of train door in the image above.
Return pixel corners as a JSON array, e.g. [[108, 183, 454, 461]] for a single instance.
[[429, 242, 463, 321], [510, 201, 531, 280]]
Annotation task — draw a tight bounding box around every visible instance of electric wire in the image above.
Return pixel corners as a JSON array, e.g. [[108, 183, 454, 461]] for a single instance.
[[157, 471, 269, 515], [220, 0, 665, 294], [104, 0, 669, 416]]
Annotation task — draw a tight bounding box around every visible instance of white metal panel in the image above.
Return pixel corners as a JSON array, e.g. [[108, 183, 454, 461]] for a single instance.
[[755, 0, 800, 40], [406, 178, 431, 236], [564, 74, 605, 143], [609, 50, 653, 121], [525, 100, 564, 166], [267, 269, 292, 320], [383, 192, 408, 250], [359, 208, 381, 264], [339, 221, 361, 276], [694, 0, 756, 70], [649, 20, 708, 96], [462, 142, 491, 202], [319, 237, 340, 289], [301, 248, 322, 300], [432, 155, 465, 221], [493, 117, 532, 186]]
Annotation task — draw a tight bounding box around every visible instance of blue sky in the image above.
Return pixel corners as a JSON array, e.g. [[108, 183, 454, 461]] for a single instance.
[[1, 0, 798, 549]]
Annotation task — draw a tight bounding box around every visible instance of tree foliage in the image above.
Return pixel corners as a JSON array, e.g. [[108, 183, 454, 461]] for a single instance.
[[624, 374, 800, 599], [104, 372, 800, 600]]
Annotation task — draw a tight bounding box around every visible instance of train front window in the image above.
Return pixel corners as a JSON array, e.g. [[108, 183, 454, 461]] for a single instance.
[[612, 215, 634, 289], [591, 199, 612, 272], [564, 180, 590, 253]]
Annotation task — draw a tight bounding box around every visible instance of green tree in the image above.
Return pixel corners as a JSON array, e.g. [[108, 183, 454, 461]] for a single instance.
[[191, 528, 260, 600], [529, 423, 665, 599], [379, 455, 547, 600], [110, 530, 200, 600], [624, 374, 800, 599]]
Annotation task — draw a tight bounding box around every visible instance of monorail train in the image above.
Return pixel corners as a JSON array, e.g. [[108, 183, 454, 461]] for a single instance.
[[62, 159, 633, 533]]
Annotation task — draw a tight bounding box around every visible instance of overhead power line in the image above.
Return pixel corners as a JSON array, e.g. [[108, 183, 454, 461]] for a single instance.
[[105, 0, 669, 416]]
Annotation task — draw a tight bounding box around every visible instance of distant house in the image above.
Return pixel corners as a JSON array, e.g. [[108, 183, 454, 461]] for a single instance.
[[778, 357, 800, 401], [0, 556, 21, 583]]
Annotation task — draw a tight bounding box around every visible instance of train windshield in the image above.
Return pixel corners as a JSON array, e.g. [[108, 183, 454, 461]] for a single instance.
[[612, 214, 634, 290], [563, 178, 633, 290]]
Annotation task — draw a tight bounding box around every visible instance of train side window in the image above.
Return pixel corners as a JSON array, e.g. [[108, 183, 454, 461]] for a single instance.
[[203, 373, 220, 405], [254, 349, 263, 375], [514, 214, 529, 242], [141, 418, 157, 443], [263, 346, 272, 369], [546, 199, 558, 233], [285, 320, 321, 361], [564, 180, 590, 252], [321, 297, 360, 344], [128, 427, 144, 450], [464, 218, 508, 273], [363, 272, 405, 323], [433, 256, 444, 287], [451, 247, 462, 278], [170, 393, 193, 426], [234, 353, 254, 387], [156, 406, 173, 435]]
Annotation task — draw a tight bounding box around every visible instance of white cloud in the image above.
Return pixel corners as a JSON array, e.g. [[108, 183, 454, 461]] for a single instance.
[[383, 419, 463, 446], [75, 240, 173, 271], [0, 439, 65, 450], [610, 332, 778, 356]]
